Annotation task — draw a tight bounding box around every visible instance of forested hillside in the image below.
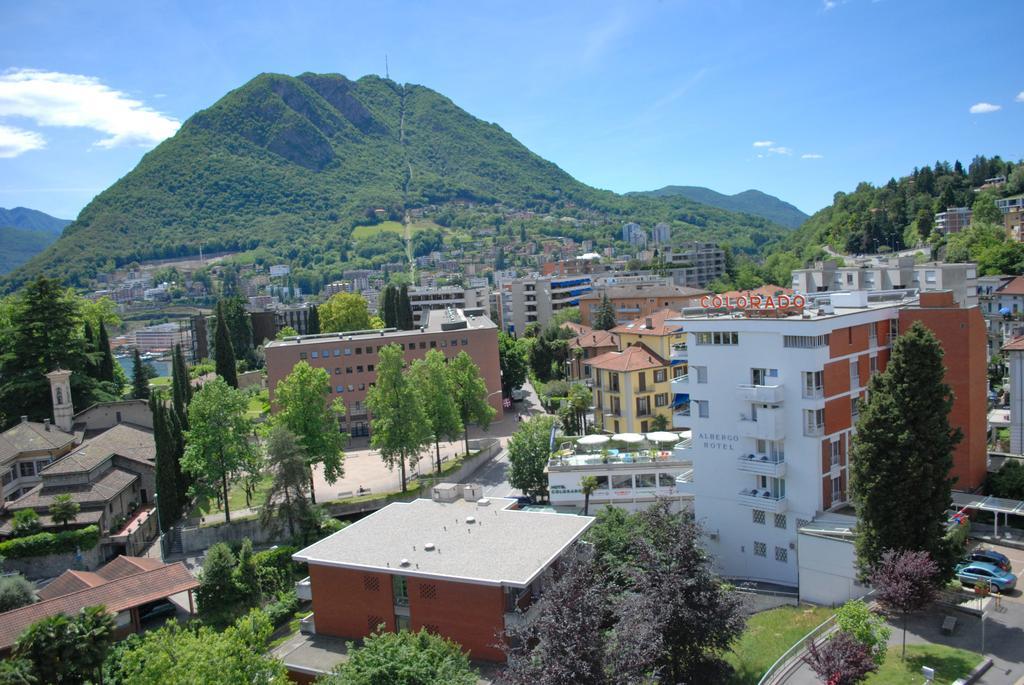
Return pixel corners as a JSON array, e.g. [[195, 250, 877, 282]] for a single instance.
[[633, 186, 808, 228], [0, 207, 71, 275]]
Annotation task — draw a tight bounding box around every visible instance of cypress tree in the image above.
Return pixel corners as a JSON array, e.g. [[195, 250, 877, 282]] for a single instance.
[[165, 398, 190, 504], [150, 394, 180, 532], [97, 322, 115, 382], [171, 344, 191, 430], [83, 321, 98, 379], [213, 301, 238, 388], [131, 349, 150, 399], [594, 294, 617, 331], [382, 285, 398, 329], [850, 321, 960, 578], [398, 284, 414, 330], [307, 305, 321, 335]]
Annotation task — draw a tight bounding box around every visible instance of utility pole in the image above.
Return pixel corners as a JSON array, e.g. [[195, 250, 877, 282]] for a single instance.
[[385, 54, 389, 80]]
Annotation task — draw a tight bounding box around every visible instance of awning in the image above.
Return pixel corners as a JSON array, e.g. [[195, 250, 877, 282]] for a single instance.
[[611, 433, 644, 443], [576, 434, 610, 446], [646, 431, 679, 443]]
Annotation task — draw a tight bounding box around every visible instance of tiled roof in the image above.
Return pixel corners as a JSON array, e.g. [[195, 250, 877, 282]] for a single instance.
[[569, 330, 619, 350], [96, 555, 165, 580], [578, 284, 708, 301], [611, 308, 685, 337], [43, 423, 154, 475], [0, 562, 198, 649], [560, 322, 593, 336], [10, 467, 138, 509], [0, 420, 75, 465], [1003, 336, 1024, 352], [586, 342, 668, 372], [996, 276, 1024, 296], [36, 570, 107, 601]]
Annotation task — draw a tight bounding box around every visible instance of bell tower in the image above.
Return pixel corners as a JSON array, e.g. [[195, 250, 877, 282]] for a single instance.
[[45, 369, 73, 433]]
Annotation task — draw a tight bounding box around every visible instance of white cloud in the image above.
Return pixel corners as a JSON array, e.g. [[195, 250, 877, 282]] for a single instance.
[[0, 68, 179, 149], [823, 0, 837, 9], [768, 146, 792, 155], [801, 153, 824, 159], [752, 140, 774, 148], [0, 123, 45, 158], [1016, 91, 1024, 103], [969, 102, 1001, 114]]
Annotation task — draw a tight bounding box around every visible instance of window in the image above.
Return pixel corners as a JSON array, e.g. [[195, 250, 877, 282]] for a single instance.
[[784, 334, 830, 349], [802, 371, 823, 398], [831, 476, 842, 502], [637, 372, 647, 392], [869, 355, 878, 374], [851, 397, 860, 422], [299, 352, 307, 360], [869, 322, 878, 344], [461, 338, 469, 346], [346, 367, 353, 374], [925, 270, 937, 284], [804, 409, 824, 436], [419, 342, 426, 349], [775, 546, 788, 563], [658, 473, 676, 487], [609, 373, 620, 392], [753, 509, 766, 525], [696, 400, 709, 418], [846, 273, 854, 285], [850, 359, 859, 387], [636, 396, 650, 416], [636, 473, 657, 488], [654, 369, 666, 383], [830, 440, 840, 467], [594, 475, 609, 490], [655, 393, 668, 407], [348, 384, 355, 392], [1, 470, 11, 486], [754, 541, 767, 557], [611, 475, 632, 490], [451, 339, 458, 347], [357, 366, 363, 373], [19, 462, 34, 478], [392, 576, 409, 606], [311, 351, 319, 359], [441, 340, 447, 347], [695, 366, 708, 384], [336, 386, 344, 393], [359, 383, 365, 391], [368, 364, 375, 372], [344, 348, 352, 355], [774, 513, 787, 529], [333, 349, 341, 357], [430, 341, 436, 348], [695, 332, 739, 345], [335, 368, 342, 375]]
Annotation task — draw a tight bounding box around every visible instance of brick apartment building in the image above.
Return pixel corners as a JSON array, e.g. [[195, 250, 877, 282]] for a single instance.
[[264, 308, 502, 437], [577, 284, 707, 328], [289, 492, 593, 675]]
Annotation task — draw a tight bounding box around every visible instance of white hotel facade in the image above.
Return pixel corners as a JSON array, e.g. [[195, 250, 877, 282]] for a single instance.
[[670, 291, 909, 587]]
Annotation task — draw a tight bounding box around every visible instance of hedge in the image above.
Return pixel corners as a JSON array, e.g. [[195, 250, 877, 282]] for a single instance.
[[0, 525, 101, 559]]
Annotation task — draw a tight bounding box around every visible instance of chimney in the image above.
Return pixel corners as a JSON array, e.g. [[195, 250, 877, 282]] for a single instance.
[[645, 317, 654, 329], [43, 419, 50, 431], [20, 415, 28, 423]]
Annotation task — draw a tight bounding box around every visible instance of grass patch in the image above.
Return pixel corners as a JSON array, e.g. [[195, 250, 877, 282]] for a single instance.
[[351, 219, 441, 240], [725, 605, 834, 684], [149, 376, 173, 387], [246, 391, 269, 420], [865, 644, 980, 685], [190, 474, 273, 519], [267, 610, 308, 650]]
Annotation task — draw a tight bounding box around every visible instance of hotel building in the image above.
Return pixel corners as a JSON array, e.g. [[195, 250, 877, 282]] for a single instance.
[[671, 289, 986, 586]]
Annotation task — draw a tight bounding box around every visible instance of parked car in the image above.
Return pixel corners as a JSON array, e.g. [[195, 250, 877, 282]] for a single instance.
[[965, 548, 1012, 572], [954, 562, 1017, 593], [511, 387, 527, 401], [138, 599, 178, 623]]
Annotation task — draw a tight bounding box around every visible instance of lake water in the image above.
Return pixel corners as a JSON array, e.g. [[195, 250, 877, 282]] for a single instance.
[[116, 355, 172, 378]]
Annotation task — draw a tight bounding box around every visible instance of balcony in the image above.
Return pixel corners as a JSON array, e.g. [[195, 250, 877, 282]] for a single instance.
[[671, 375, 689, 392], [737, 489, 788, 513], [736, 454, 787, 477], [299, 612, 316, 634], [802, 387, 824, 400], [736, 384, 784, 403], [738, 408, 785, 440], [296, 576, 312, 601], [505, 602, 543, 629]]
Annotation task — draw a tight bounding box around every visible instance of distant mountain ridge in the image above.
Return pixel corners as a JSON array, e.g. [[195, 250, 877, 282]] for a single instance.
[[4, 73, 790, 290], [0, 207, 71, 275], [632, 186, 809, 229]]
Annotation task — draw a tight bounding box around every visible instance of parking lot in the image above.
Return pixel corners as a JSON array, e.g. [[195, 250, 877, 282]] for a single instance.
[[967, 541, 1024, 605]]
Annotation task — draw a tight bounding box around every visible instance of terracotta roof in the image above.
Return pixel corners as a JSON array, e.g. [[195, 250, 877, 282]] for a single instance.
[[569, 330, 619, 350], [9, 467, 138, 509], [578, 284, 708, 301], [585, 342, 668, 372], [0, 420, 75, 465], [96, 555, 165, 580], [560, 322, 593, 336], [0, 562, 197, 650], [611, 308, 685, 337], [1003, 336, 1024, 352], [36, 570, 107, 601], [996, 276, 1024, 296], [43, 423, 154, 475]]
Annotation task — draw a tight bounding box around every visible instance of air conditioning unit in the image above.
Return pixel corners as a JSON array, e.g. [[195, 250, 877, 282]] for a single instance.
[[789, 542, 796, 550], [708, 531, 720, 541]]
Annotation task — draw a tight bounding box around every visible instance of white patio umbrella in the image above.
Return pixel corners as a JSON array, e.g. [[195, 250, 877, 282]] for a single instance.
[[576, 434, 610, 446], [611, 432, 644, 444], [645, 431, 679, 443]]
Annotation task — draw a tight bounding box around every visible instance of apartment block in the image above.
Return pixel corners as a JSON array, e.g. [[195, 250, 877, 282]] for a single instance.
[[621, 222, 647, 248], [497, 275, 593, 335], [791, 257, 978, 307], [407, 286, 490, 327], [588, 343, 673, 435], [265, 309, 502, 437], [934, 207, 972, 234], [663, 242, 727, 288], [577, 284, 707, 327], [651, 222, 671, 245], [671, 289, 986, 586]]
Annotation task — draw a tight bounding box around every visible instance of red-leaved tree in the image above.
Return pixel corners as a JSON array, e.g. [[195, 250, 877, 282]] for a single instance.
[[870, 549, 940, 658], [804, 631, 878, 685]]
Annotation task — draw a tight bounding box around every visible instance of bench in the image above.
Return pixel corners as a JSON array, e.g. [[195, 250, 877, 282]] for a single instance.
[[942, 615, 958, 635]]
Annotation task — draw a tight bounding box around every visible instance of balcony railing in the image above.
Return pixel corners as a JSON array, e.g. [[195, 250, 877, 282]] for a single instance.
[[738, 409, 785, 440], [736, 454, 787, 477], [736, 384, 784, 404], [737, 489, 788, 513], [804, 424, 824, 437]]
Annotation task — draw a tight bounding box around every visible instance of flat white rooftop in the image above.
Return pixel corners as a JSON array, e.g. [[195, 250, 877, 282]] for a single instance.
[[293, 497, 594, 588]]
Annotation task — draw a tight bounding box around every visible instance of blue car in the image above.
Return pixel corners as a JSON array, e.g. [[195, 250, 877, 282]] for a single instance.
[[965, 549, 1012, 572], [955, 562, 1017, 593]]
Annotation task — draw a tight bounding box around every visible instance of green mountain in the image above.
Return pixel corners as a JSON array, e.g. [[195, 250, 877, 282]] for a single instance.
[[633, 186, 808, 229], [0, 207, 71, 275], [5, 73, 790, 290]]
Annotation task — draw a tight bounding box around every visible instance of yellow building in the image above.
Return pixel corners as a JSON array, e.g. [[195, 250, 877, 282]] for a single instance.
[[587, 342, 672, 434], [611, 309, 687, 380]]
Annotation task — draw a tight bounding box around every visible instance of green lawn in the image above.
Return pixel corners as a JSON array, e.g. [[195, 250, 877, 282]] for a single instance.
[[149, 376, 173, 388], [725, 605, 835, 684], [351, 219, 442, 240], [190, 473, 273, 518], [246, 391, 269, 420], [865, 644, 980, 685]]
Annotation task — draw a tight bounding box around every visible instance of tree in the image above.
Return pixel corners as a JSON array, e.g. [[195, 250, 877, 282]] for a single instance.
[[803, 632, 879, 685], [0, 657, 35, 685], [196, 542, 240, 625], [972, 192, 1003, 226], [498, 333, 529, 396], [13, 605, 114, 685], [871, 549, 940, 658], [567, 383, 592, 434], [96, 321, 115, 383], [503, 548, 610, 685], [307, 305, 320, 335], [108, 608, 287, 684], [366, 344, 431, 492], [610, 501, 746, 683], [850, 321, 959, 576], [651, 413, 669, 431], [183, 378, 254, 523], [220, 297, 255, 367], [397, 283, 414, 330], [274, 325, 299, 340], [12, 509, 40, 536], [508, 415, 555, 501], [580, 475, 598, 516], [48, 493, 80, 529], [260, 425, 316, 540], [409, 350, 464, 473], [322, 629, 477, 685], [593, 294, 616, 331], [170, 344, 192, 429], [319, 292, 373, 333], [151, 394, 181, 533], [214, 300, 238, 387], [380, 285, 398, 329], [834, 600, 890, 665], [273, 361, 347, 504], [449, 351, 496, 455], [0, 574, 35, 612], [131, 349, 150, 399]]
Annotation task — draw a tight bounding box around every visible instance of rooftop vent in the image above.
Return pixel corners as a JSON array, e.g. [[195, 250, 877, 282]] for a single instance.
[[400, 558, 410, 567], [424, 542, 436, 551], [465, 516, 476, 525], [476, 498, 490, 506]]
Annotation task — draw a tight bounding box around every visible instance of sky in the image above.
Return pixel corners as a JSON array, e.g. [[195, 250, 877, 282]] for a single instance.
[[0, 0, 1022, 221]]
